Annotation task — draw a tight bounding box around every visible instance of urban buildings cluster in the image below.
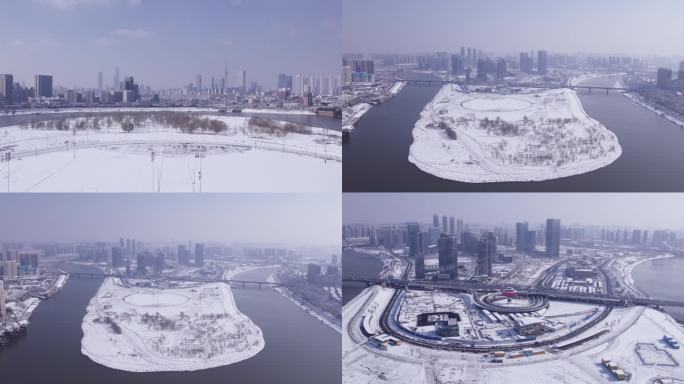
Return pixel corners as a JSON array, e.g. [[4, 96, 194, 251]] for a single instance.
[[0, 250, 40, 277], [656, 61, 684, 90], [306, 254, 340, 285]]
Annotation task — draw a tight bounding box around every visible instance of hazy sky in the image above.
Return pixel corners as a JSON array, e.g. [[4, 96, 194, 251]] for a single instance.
[[1, 0, 341, 89], [344, 193, 684, 229], [0, 193, 341, 246], [343, 0, 684, 56]]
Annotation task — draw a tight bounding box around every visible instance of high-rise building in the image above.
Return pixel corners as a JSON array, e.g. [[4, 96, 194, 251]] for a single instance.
[[438, 234, 457, 278], [407, 222, 421, 257], [451, 54, 464, 76], [34, 75, 53, 98], [496, 59, 507, 81], [432, 214, 439, 228], [0, 74, 14, 105], [111, 247, 124, 268], [519, 52, 532, 73], [124, 77, 138, 102], [415, 253, 425, 279], [136, 253, 146, 275], [331, 254, 338, 266], [113, 67, 120, 90], [449, 217, 455, 235], [456, 218, 464, 238], [195, 243, 205, 267], [679, 61, 684, 80], [545, 218, 561, 257], [477, 59, 487, 80], [657, 68, 673, 89], [0, 280, 5, 319], [442, 215, 448, 234], [537, 50, 548, 75], [241, 70, 246, 93], [516, 222, 529, 251], [178, 244, 190, 265], [477, 232, 496, 277], [98, 71, 103, 92], [196, 74, 202, 92], [306, 263, 321, 283]]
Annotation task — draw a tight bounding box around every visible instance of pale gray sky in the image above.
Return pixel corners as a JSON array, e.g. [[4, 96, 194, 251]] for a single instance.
[[0, 193, 341, 246], [1, 0, 341, 88], [343, 193, 684, 230], [343, 0, 684, 57]]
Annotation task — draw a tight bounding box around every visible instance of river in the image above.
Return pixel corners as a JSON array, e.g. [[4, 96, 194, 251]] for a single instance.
[[0, 265, 340, 383], [343, 73, 684, 191]]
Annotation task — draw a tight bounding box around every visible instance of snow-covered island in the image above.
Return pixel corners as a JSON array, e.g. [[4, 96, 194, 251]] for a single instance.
[[408, 85, 622, 182], [0, 109, 341, 192], [81, 278, 264, 372]]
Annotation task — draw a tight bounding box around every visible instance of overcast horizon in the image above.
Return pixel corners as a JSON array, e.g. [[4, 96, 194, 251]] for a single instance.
[[343, 0, 684, 58], [1, 0, 341, 89], [0, 194, 341, 247], [344, 193, 684, 230]]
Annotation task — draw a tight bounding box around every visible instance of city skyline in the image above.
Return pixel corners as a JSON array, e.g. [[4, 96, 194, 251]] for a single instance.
[[1, 0, 341, 88], [0, 194, 341, 246], [343, 193, 684, 229], [343, 0, 684, 57]]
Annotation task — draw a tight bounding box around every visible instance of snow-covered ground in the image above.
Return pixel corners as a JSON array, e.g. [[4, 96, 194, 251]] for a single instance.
[[81, 278, 264, 372], [342, 102, 372, 131], [388, 81, 407, 95], [0, 113, 340, 192], [343, 287, 684, 384], [408, 85, 622, 182]]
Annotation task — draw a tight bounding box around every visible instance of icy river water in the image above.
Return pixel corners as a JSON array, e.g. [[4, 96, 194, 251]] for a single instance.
[[343, 72, 684, 191], [0, 265, 340, 383]]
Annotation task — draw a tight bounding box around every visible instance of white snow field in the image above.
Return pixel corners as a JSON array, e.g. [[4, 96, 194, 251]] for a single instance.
[[81, 278, 264, 372], [343, 287, 684, 384], [408, 85, 622, 182], [0, 112, 340, 192]]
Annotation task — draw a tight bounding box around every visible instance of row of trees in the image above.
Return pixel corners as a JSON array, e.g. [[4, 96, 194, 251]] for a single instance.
[[22, 112, 230, 134], [247, 116, 312, 136]]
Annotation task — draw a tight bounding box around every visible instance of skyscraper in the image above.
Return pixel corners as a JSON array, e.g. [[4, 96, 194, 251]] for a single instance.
[[537, 50, 548, 75], [477, 232, 496, 277], [679, 61, 684, 80], [432, 214, 439, 228], [449, 217, 455, 235], [195, 243, 205, 266], [0, 280, 5, 318], [0, 74, 13, 105], [657, 68, 673, 89], [196, 74, 203, 92], [113, 67, 120, 90], [451, 54, 464, 76], [415, 253, 425, 279], [519, 52, 532, 73], [496, 59, 507, 81], [516, 222, 528, 251], [406, 222, 421, 257], [545, 218, 561, 258], [34, 75, 53, 98], [242, 70, 246, 93], [98, 71, 103, 92], [438, 234, 457, 278], [442, 215, 448, 234]]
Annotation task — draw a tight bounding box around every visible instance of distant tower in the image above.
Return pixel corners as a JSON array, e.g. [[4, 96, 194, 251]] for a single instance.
[[545, 218, 561, 257], [432, 214, 439, 228], [0, 280, 6, 319], [113, 67, 120, 90], [98, 71, 103, 92], [196, 74, 202, 92], [242, 70, 246, 93], [537, 50, 548, 75], [195, 243, 205, 267]]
